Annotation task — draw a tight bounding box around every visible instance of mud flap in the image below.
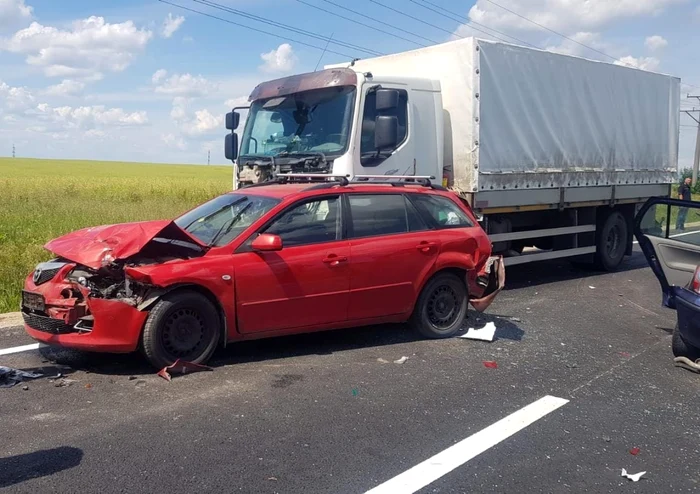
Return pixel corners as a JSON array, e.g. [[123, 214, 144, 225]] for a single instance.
[[470, 256, 505, 313]]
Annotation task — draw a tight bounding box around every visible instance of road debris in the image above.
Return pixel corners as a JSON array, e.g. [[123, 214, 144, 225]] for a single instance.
[[22, 385, 29, 391], [589, 286, 596, 289], [128, 375, 137, 381], [510, 317, 521, 323], [483, 361, 498, 369], [377, 358, 390, 364], [629, 447, 641, 456], [54, 378, 77, 388], [602, 436, 612, 443], [393, 356, 409, 364], [459, 322, 497, 342], [621, 469, 646, 482], [673, 356, 700, 373], [157, 359, 213, 382], [85, 383, 93, 389], [0, 366, 43, 388], [351, 388, 359, 396]]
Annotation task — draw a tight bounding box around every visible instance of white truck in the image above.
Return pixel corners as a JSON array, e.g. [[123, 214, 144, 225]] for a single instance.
[[224, 37, 679, 270]]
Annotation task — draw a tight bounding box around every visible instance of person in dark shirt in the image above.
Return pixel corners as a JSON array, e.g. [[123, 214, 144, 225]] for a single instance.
[[676, 177, 692, 231]]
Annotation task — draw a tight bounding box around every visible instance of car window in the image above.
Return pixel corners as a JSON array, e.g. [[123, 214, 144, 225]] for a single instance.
[[264, 197, 341, 247], [175, 193, 280, 247], [348, 194, 425, 238], [409, 194, 474, 228], [360, 89, 408, 159], [639, 202, 700, 246]]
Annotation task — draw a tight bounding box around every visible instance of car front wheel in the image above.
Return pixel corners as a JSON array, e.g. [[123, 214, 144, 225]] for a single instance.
[[141, 290, 220, 369], [410, 273, 467, 339], [672, 323, 700, 361]]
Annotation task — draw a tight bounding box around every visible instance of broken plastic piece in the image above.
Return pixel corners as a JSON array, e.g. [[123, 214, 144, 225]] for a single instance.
[[393, 356, 409, 364], [483, 361, 498, 369], [673, 356, 700, 373], [459, 322, 496, 342], [629, 447, 641, 456], [157, 359, 213, 381], [621, 469, 646, 482], [0, 366, 43, 388]]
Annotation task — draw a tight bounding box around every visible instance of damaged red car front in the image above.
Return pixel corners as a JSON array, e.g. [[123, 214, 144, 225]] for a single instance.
[[21, 220, 208, 353]]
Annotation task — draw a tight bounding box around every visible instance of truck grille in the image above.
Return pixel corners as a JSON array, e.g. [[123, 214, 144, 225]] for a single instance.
[[22, 311, 77, 335]]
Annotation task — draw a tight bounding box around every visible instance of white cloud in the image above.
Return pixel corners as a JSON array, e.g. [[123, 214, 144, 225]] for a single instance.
[[614, 55, 661, 72], [161, 13, 184, 39], [224, 96, 249, 108], [43, 79, 85, 97], [468, 0, 687, 34], [1, 16, 152, 79], [0, 0, 32, 30], [545, 31, 620, 58], [0, 80, 35, 112], [170, 97, 188, 121], [161, 133, 188, 150], [181, 109, 220, 136], [259, 43, 297, 73], [645, 35, 668, 52], [84, 129, 106, 139], [151, 69, 168, 84], [153, 71, 216, 97], [35, 103, 149, 128]]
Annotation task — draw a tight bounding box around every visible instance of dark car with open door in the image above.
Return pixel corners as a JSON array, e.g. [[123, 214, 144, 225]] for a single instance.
[[635, 197, 700, 364]]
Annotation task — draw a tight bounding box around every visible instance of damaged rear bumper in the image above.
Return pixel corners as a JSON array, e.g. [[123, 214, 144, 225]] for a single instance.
[[470, 256, 505, 313]]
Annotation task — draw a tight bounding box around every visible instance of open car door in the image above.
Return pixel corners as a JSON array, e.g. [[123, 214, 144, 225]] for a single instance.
[[634, 197, 700, 359]]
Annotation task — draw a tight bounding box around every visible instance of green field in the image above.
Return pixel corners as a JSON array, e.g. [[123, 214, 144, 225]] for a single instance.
[[0, 158, 232, 312]]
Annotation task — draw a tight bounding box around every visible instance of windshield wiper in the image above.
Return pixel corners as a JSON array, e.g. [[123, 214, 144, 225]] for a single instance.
[[208, 200, 252, 247]]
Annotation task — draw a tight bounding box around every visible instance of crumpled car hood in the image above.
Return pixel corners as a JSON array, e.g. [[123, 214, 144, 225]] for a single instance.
[[45, 220, 205, 270]]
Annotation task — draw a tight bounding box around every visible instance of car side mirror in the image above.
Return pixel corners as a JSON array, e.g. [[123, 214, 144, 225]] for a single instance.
[[252, 233, 283, 252], [225, 111, 240, 130], [225, 132, 238, 161], [376, 89, 399, 111], [374, 115, 399, 151]]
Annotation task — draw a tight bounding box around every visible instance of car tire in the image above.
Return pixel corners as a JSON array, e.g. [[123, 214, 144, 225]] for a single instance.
[[594, 211, 628, 272], [672, 323, 700, 361], [410, 273, 467, 339], [141, 290, 220, 369]]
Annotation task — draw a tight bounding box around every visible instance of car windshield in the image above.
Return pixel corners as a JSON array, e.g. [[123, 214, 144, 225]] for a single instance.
[[175, 193, 279, 247], [239, 85, 356, 158]]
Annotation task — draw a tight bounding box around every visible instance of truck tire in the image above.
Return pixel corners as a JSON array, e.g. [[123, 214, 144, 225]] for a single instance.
[[672, 324, 700, 361], [410, 273, 467, 339], [594, 211, 628, 271], [141, 290, 220, 369]]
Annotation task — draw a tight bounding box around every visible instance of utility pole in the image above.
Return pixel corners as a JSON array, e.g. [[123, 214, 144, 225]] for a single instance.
[[685, 96, 700, 186], [207, 150, 210, 166], [12, 144, 15, 158]]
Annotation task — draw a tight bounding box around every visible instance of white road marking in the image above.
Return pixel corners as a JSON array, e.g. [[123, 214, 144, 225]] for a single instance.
[[0, 343, 45, 356], [364, 395, 569, 494]]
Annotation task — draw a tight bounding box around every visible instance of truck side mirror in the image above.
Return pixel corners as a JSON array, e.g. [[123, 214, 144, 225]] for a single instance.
[[225, 111, 240, 130], [376, 89, 399, 111], [225, 132, 238, 161], [374, 115, 399, 151]]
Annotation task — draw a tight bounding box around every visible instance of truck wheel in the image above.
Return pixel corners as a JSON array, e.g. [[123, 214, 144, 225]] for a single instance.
[[672, 324, 700, 361], [410, 273, 467, 339], [595, 211, 628, 271], [141, 290, 220, 369]]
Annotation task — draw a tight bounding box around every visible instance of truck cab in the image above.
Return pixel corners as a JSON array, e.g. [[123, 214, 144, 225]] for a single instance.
[[225, 68, 443, 187]]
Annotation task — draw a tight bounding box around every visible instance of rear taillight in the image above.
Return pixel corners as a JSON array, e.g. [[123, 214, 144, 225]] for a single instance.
[[692, 266, 700, 294]]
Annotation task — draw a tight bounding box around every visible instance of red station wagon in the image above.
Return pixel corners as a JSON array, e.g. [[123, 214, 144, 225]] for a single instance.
[[21, 175, 504, 368]]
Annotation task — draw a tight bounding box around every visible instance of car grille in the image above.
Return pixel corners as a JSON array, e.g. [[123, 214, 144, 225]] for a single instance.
[[22, 311, 77, 335], [34, 267, 61, 285]]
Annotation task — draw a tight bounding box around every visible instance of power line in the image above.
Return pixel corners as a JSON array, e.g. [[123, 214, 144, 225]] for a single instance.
[[410, 0, 539, 49], [295, 0, 427, 48], [158, 0, 357, 59], [369, 0, 462, 39], [482, 0, 700, 91], [192, 0, 383, 56], [319, 0, 440, 45]]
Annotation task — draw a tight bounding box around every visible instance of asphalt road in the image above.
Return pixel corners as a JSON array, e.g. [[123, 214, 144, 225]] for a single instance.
[[1, 251, 699, 493]]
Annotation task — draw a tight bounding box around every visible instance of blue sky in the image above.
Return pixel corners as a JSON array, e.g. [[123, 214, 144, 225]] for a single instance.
[[1, 0, 700, 167]]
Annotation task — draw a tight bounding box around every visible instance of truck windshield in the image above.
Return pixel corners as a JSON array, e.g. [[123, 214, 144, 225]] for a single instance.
[[175, 193, 280, 247], [239, 85, 356, 158]]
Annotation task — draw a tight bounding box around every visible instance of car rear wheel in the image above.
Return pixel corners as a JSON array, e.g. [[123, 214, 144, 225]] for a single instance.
[[141, 290, 220, 369], [410, 273, 467, 339], [672, 323, 700, 361]]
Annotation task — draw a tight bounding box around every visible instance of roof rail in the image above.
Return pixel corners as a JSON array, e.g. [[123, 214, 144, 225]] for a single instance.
[[278, 173, 350, 186], [352, 175, 437, 188]]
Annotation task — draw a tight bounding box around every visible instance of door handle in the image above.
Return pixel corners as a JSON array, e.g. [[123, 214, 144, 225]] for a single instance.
[[323, 255, 348, 266], [417, 242, 437, 253]]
